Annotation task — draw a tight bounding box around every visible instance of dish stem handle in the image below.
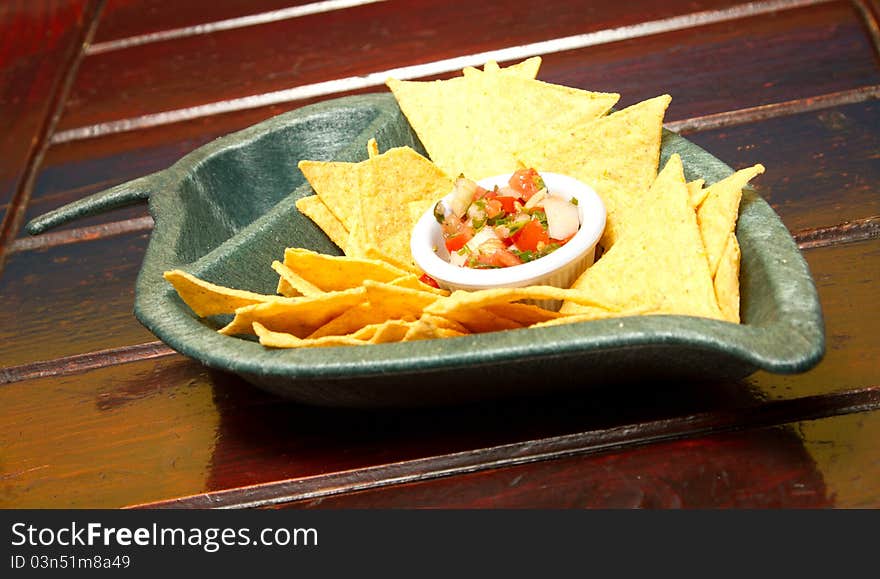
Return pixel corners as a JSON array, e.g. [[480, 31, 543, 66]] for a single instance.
[[25, 174, 156, 235]]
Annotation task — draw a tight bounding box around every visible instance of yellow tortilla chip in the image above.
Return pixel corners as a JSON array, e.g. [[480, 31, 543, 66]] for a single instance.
[[163, 269, 281, 317], [402, 317, 468, 341], [307, 303, 388, 338], [271, 260, 323, 297], [348, 146, 452, 271], [362, 279, 441, 313], [254, 321, 369, 349], [219, 286, 366, 337], [561, 154, 723, 321], [532, 305, 657, 327], [388, 274, 449, 295], [295, 195, 349, 253], [687, 179, 707, 209], [306, 280, 437, 338], [484, 302, 565, 326], [516, 94, 671, 249], [697, 164, 765, 277], [424, 286, 617, 316], [431, 307, 525, 334], [367, 137, 379, 158], [368, 319, 419, 343], [387, 70, 618, 180], [282, 247, 411, 291], [714, 232, 741, 323], [461, 56, 542, 79], [298, 155, 372, 230]]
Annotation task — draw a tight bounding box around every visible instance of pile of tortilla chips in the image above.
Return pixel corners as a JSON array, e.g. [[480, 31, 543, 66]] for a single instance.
[[164, 57, 765, 349]]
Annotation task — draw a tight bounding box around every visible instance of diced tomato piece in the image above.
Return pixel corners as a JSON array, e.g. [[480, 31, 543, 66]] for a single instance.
[[419, 273, 440, 288], [496, 196, 518, 213], [474, 248, 523, 268], [444, 231, 472, 252], [491, 249, 523, 267], [512, 219, 550, 251], [484, 198, 503, 218], [508, 168, 544, 201]]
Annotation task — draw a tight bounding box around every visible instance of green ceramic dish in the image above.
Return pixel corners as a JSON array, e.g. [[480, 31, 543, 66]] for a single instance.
[[27, 93, 825, 407]]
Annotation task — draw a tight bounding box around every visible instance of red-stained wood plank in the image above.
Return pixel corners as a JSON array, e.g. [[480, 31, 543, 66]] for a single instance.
[[22, 1, 879, 233], [91, 0, 316, 46], [0, 230, 155, 367], [0, 0, 96, 235], [280, 409, 880, 509], [534, 1, 880, 118], [55, 0, 771, 134], [685, 100, 880, 233], [3, 341, 876, 508], [747, 238, 880, 399]]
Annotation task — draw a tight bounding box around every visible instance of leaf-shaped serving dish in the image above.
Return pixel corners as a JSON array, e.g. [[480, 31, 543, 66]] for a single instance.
[[27, 93, 825, 407]]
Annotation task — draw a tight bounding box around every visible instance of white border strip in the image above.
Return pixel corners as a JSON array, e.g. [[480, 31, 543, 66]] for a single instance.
[[87, 0, 389, 55], [55, 0, 828, 144]]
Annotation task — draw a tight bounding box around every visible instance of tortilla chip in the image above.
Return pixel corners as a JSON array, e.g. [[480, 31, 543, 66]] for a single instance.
[[271, 260, 323, 297], [362, 279, 442, 314], [532, 305, 657, 327], [218, 286, 366, 337], [431, 307, 525, 334], [561, 154, 723, 321], [461, 56, 542, 79], [424, 286, 618, 315], [368, 319, 420, 343], [687, 179, 707, 209], [387, 70, 618, 180], [254, 321, 369, 349], [163, 269, 281, 317], [388, 274, 450, 295], [308, 303, 390, 338], [714, 232, 741, 323], [484, 302, 565, 326], [402, 317, 468, 341], [697, 164, 765, 277], [295, 195, 349, 252], [282, 247, 411, 291], [516, 94, 671, 249], [348, 146, 453, 271], [367, 137, 380, 158], [298, 156, 372, 230]]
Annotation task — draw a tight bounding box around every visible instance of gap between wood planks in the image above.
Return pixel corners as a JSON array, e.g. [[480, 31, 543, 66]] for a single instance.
[[49, 0, 834, 144], [126, 385, 880, 509], [5, 0, 871, 253], [0, 0, 107, 277]]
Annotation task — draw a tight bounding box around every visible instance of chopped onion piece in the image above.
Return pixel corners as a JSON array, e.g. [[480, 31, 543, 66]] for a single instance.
[[542, 196, 580, 240]]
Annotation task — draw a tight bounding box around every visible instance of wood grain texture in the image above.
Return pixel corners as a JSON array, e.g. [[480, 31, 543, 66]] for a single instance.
[[55, 0, 754, 132], [0, 0, 95, 238], [534, 1, 880, 117], [0, 231, 155, 367], [747, 238, 880, 399], [2, 345, 876, 508], [687, 101, 880, 233], [20, 1, 879, 234], [92, 0, 315, 45], [282, 409, 880, 508]]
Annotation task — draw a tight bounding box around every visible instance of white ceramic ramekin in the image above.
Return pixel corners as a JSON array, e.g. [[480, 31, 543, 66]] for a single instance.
[[411, 171, 606, 296]]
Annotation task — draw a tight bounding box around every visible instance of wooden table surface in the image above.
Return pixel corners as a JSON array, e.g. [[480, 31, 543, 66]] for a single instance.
[[1, 0, 878, 509]]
